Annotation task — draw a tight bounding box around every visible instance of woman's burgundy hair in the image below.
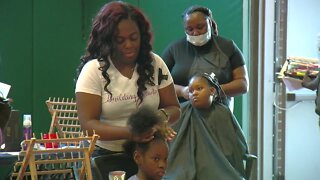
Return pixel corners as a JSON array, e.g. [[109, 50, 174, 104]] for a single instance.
[[76, 1, 154, 103]]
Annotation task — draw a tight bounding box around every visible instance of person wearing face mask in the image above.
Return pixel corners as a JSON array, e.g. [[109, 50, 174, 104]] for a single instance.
[[161, 5, 249, 110]]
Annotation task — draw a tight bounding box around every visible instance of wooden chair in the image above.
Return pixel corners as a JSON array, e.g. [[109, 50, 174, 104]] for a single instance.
[[10, 133, 99, 180], [46, 97, 81, 138]]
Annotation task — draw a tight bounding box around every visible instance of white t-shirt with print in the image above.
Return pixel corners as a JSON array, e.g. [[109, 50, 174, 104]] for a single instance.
[[75, 52, 173, 151]]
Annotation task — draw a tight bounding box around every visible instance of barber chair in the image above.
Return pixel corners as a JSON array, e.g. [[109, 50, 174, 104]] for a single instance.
[[244, 153, 257, 180]]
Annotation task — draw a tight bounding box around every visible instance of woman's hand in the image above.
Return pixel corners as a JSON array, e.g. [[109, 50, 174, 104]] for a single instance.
[[302, 71, 319, 90], [163, 126, 177, 141], [174, 84, 189, 100], [131, 127, 157, 143], [153, 123, 177, 141], [156, 109, 177, 141], [181, 86, 189, 100], [302, 71, 311, 82]]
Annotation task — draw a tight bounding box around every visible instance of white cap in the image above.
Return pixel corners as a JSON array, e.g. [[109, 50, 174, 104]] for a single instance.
[[23, 114, 32, 127]]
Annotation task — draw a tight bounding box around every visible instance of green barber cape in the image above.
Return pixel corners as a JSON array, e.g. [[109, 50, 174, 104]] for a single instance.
[[164, 102, 248, 180]]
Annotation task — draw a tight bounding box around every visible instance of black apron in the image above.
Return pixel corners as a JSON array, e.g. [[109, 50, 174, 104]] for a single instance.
[[188, 37, 233, 108]]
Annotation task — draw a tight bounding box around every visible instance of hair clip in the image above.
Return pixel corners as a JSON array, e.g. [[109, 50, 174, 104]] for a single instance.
[[209, 72, 216, 79], [203, 72, 216, 82]]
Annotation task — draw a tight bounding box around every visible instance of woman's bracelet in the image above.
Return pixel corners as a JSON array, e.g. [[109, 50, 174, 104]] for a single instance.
[[159, 108, 169, 122]]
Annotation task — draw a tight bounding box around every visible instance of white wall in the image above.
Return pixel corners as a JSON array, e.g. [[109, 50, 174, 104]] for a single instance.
[[287, 0, 320, 59], [286, 0, 320, 179], [286, 100, 320, 180], [263, 1, 276, 179]]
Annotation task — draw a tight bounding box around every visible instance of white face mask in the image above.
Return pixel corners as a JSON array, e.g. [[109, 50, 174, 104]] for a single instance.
[[186, 22, 212, 46]]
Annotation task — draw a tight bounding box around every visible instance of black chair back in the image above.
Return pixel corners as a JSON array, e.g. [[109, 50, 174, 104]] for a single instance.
[[92, 153, 138, 180]]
